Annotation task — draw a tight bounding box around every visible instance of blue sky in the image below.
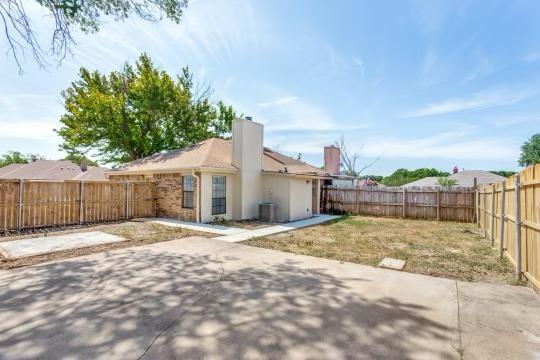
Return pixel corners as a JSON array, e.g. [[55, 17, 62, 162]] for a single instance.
[[0, 0, 539, 175]]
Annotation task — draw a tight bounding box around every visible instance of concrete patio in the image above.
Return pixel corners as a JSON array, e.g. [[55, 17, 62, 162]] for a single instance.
[[0, 237, 538, 360]]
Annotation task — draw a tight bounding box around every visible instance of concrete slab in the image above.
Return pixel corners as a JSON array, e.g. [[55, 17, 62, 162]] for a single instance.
[[378, 257, 407, 271], [0, 237, 538, 360], [214, 214, 341, 242], [147, 218, 250, 236], [0, 231, 126, 259]]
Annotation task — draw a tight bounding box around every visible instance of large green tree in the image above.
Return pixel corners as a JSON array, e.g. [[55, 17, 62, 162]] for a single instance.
[[1, 0, 188, 72], [0, 151, 46, 167], [57, 53, 236, 164], [380, 168, 450, 186], [518, 133, 540, 167]]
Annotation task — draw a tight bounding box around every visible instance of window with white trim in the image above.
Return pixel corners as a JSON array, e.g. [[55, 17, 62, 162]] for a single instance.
[[211, 176, 226, 215], [182, 175, 194, 209]]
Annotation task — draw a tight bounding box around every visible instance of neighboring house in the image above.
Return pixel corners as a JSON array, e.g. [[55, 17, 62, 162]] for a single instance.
[[0, 160, 108, 181], [402, 169, 506, 188], [107, 118, 329, 223]]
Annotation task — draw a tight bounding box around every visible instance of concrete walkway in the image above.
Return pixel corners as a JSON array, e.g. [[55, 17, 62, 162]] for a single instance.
[[149, 215, 340, 242], [0, 237, 538, 360]]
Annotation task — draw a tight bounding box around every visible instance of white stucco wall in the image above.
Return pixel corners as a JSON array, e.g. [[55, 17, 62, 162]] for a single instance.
[[289, 177, 313, 221], [232, 119, 263, 220], [200, 172, 234, 223], [262, 174, 314, 222], [261, 175, 290, 222]]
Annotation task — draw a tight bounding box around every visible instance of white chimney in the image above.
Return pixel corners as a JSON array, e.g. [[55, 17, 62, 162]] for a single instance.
[[232, 117, 263, 219]]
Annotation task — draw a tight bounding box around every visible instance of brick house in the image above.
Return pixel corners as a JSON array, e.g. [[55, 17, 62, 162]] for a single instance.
[[107, 118, 329, 223]]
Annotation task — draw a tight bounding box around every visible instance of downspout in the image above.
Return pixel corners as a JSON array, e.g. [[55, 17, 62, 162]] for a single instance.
[[193, 170, 201, 223]]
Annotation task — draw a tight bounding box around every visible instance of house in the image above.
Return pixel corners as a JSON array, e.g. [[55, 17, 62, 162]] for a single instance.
[[402, 168, 506, 188], [0, 160, 108, 181], [107, 118, 329, 223], [321, 145, 358, 187]]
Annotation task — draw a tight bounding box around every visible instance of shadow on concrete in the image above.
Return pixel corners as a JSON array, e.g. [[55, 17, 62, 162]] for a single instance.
[[0, 246, 454, 359]]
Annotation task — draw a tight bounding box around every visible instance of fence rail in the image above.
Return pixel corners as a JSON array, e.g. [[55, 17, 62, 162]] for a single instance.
[[321, 186, 476, 222], [0, 179, 156, 232], [478, 164, 540, 289]]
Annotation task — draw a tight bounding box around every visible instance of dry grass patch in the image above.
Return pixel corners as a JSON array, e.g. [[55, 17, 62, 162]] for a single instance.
[[0, 220, 210, 269], [243, 216, 516, 285]]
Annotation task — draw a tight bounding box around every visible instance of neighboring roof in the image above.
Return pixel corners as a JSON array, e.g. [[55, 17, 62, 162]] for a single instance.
[[110, 138, 327, 177], [403, 170, 506, 188], [0, 160, 109, 181]]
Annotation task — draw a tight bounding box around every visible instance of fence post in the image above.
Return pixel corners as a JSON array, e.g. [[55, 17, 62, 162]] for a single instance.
[[498, 181, 505, 258], [482, 188, 487, 237], [490, 184, 496, 246], [355, 187, 360, 215], [124, 181, 129, 219], [402, 188, 406, 218], [475, 189, 479, 226], [16, 179, 23, 231], [436, 189, 441, 221], [79, 181, 84, 224], [514, 175, 522, 280]]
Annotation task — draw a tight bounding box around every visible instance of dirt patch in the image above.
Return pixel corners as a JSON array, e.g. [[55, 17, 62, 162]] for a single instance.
[[242, 215, 517, 285], [0, 221, 210, 270]]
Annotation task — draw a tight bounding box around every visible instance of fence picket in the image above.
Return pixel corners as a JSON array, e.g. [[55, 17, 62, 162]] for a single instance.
[[0, 180, 155, 232]]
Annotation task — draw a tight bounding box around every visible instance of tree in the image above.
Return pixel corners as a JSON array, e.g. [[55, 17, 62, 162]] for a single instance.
[[56, 53, 237, 164], [437, 177, 458, 187], [380, 168, 449, 186], [490, 170, 516, 178], [0, 151, 46, 167], [0, 0, 188, 73], [518, 133, 540, 167], [62, 153, 98, 167], [335, 136, 380, 177]]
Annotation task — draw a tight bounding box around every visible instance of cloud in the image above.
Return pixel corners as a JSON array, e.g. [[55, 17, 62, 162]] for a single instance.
[[521, 51, 540, 63], [0, 120, 59, 140], [407, 88, 534, 117], [352, 57, 365, 77], [358, 131, 519, 160], [257, 96, 300, 109]]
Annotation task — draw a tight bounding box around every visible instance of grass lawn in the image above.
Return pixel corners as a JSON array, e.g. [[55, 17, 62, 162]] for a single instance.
[[242, 215, 517, 285], [0, 221, 209, 269]]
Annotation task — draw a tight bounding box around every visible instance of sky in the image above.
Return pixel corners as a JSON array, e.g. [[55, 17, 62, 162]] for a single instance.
[[0, 0, 539, 175]]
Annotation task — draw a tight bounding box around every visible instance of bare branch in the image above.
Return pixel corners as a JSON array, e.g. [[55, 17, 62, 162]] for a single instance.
[[335, 135, 381, 177]]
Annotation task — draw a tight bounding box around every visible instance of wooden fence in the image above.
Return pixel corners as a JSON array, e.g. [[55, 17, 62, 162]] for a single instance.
[[478, 164, 540, 289], [0, 179, 156, 232], [321, 186, 476, 222]]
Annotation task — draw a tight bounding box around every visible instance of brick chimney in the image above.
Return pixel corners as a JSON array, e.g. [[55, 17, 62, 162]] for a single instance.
[[452, 166, 459, 174], [324, 145, 340, 175]]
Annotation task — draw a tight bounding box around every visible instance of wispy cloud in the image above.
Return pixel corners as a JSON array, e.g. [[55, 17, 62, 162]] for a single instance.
[[358, 131, 519, 160], [462, 49, 494, 83], [521, 51, 540, 63], [352, 57, 365, 77], [257, 96, 300, 109], [407, 88, 534, 117]]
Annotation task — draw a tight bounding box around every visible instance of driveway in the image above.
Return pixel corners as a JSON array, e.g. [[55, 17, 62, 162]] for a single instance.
[[0, 237, 539, 360]]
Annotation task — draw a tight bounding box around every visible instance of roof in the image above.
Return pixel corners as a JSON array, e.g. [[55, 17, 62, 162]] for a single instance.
[[403, 170, 506, 188], [0, 160, 109, 181], [110, 138, 327, 177]]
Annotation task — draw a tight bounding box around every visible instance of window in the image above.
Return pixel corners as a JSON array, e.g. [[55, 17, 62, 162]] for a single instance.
[[212, 175, 226, 215], [182, 176, 195, 208]]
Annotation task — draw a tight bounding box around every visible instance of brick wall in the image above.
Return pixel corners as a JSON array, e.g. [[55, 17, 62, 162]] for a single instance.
[[109, 172, 198, 221]]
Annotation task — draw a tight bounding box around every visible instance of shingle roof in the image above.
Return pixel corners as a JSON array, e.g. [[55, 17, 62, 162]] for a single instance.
[[110, 138, 327, 176], [0, 160, 109, 181], [403, 170, 506, 188]]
